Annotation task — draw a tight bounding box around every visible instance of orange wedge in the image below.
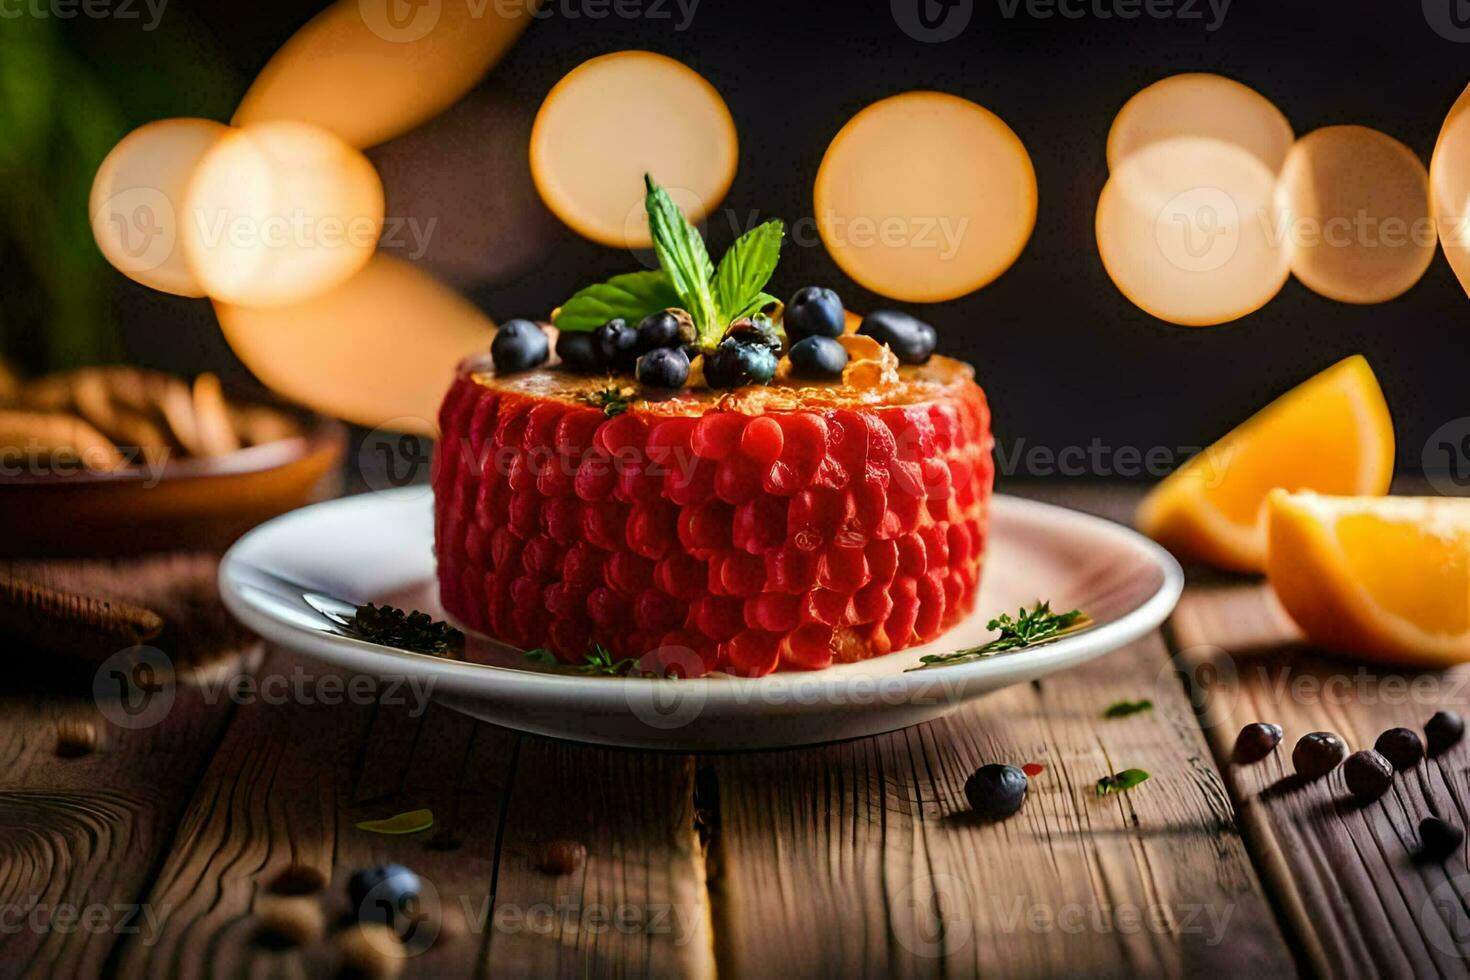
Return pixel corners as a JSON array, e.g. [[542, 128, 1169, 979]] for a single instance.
[[1136, 355, 1393, 573], [1266, 491, 1470, 667]]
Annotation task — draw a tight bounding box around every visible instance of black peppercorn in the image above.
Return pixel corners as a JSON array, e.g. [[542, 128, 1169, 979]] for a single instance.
[[1293, 731, 1347, 780], [1426, 711, 1465, 757], [1343, 750, 1394, 802], [1374, 728, 1424, 771], [1232, 722, 1283, 764]]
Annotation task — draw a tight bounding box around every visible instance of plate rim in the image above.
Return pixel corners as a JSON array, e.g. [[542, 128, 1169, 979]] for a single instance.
[[219, 487, 1184, 703]]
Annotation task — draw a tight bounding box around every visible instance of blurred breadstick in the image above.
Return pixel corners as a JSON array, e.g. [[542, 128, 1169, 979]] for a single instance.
[[145, 373, 204, 456], [0, 410, 125, 472], [191, 373, 241, 456], [0, 358, 17, 405], [18, 374, 76, 412], [228, 403, 302, 447]]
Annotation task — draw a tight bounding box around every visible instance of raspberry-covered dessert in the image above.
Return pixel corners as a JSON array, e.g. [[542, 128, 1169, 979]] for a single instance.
[[431, 179, 994, 677]]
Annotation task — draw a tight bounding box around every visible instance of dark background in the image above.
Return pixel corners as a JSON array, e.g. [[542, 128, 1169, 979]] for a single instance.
[[9, 0, 1468, 479]]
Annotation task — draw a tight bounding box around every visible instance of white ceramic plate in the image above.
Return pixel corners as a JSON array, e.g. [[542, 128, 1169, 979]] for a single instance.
[[219, 488, 1183, 750]]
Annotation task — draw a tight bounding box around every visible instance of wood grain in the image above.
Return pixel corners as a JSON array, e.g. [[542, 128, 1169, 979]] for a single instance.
[[111, 648, 712, 978], [0, 555, 253, 980], [1172, 576, 1470, 979], [704, 631, 1294, 978]]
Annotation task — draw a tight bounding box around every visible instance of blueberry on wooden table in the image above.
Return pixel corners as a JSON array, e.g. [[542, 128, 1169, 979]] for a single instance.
[[636, 346, 690, 390], [1232, 722, 1283, 764], [490, 318, 549, 373], [787, 335, 849, 380], [1373, 727, 1424, 771], [1420, 817, 1465, 862], [555, 329, 600, 372], [1343, 750, 1393, 802], [784, 286, 846, 340], [1292, 731, 1347, 780], [348, 864, 422, 925], [858, 310, 938, 365], [964, 763, 1028, 820], [1426, 710, 1465, 756]]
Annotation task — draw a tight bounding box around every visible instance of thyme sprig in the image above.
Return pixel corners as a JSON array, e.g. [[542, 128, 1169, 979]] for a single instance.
[[910, 601, 1092, 671]]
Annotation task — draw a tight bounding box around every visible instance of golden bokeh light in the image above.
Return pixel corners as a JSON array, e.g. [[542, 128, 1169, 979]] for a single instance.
[[214, 254, 494, 434], [813, 91, 1036, 303], [530, 51, 738, 249], [1431, 84, 1470, 299], [233, 0, 541, 149], [1107, 73, 1293, 174], [1278, 125, 1433, 304], [1096, 136, 1289, 326], [182, 120, 385, 310], [89, 118, 231, 297]]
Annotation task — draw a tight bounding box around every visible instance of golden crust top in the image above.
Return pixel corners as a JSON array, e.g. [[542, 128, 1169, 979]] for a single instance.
[[464, 353, 977, 416]]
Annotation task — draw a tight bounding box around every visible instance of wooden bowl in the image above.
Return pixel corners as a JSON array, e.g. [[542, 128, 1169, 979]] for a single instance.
[[0, 410, 346, 557]]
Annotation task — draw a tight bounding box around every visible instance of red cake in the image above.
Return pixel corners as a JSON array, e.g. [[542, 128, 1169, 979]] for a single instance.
[[432, 347, 994, 677]]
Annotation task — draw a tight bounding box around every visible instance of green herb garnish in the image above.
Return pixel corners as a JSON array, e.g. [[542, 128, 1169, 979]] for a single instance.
[[582, 384, 635, 417], [910, 601, 1091, 670], [553, 176, 784, 350], [346, 603, 463, 656], [523, 643, 642, 676], [1103, 699, 1154, 719], [1095, 769, 1151, 795], [553, 270, 682, 334]]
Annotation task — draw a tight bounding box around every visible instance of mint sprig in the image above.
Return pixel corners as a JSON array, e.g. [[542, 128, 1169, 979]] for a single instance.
[[550, 177, 787, 350]]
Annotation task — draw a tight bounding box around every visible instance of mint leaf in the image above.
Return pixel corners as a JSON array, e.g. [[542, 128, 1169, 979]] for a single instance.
[[553, 271, 681, 333], [728, 291, 782, 322], [644, 174, 718, 345], [1102, 699, 1153, 719], [712, 220, 783, 325]]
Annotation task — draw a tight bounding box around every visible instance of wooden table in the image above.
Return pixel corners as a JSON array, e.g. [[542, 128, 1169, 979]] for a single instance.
[[3, 481, 1467, 978]]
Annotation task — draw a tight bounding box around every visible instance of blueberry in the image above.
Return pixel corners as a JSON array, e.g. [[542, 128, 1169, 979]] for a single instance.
[[1292, 731, 1347, 780], [787, 335, 848, 380], [555, 330, 601, 372], [858, 309, 937, 365], [636, 346, 690, 390], [1374, 727, 1424, 771], [784, 287, 845, 340], [1426, 710, 1465, 756], [592, 318, 639, 371], [636, 309, 694, 353], [1344, 749, 1394, 802], [490, 318, 549, 373], [964, 763, 1028, 820], [1420, 816, 1464, 861], [1231, 722, 1283, 764], [704, 340, 778, 389], [348, 864, 420, 926]]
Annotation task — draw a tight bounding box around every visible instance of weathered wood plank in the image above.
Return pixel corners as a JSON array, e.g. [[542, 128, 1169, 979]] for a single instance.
[[705, 630, 1294, 978], [113, 647, 712, 978], [1172, 576, 1470, 979], [0, 556, 252, 980]]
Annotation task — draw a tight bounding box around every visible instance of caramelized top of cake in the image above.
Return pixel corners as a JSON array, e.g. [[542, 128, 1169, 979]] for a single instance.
[[466, 350, 975, 416]]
